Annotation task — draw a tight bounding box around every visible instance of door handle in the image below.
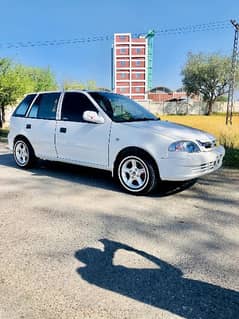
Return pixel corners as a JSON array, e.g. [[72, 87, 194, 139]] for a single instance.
[[60, 127, 67, 133], [26, 124, 31, 129]]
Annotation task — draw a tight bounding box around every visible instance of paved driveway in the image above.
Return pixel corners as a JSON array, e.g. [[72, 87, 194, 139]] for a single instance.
[[0, 142, 238, 319]]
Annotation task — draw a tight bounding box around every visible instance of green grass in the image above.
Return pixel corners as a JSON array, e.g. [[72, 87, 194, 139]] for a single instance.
[[0, 128, 9, 138], [0, 128, 9, 142], [223, 148, 239, 168]]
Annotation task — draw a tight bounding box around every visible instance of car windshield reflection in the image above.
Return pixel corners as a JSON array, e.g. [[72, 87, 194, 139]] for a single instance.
[[89, 92, 159, 123]]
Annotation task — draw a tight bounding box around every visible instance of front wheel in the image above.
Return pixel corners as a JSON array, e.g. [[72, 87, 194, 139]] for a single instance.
[[13, 139, 36, 168], [116, 154, 158, 195]]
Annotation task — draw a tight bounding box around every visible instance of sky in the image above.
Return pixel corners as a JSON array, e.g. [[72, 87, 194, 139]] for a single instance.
[[0, 0, 238, 90]]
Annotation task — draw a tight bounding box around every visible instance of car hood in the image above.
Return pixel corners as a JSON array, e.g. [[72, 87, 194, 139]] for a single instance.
[[123, 120, 215, 142]]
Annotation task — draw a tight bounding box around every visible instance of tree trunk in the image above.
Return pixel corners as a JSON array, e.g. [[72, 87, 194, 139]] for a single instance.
[[206, 100, 213, 115], [2, 106, 5, 123], [0, 107, 2, 128]]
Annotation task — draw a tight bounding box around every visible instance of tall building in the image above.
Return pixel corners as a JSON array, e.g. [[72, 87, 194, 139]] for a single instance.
[[112, 33, 152, 101]]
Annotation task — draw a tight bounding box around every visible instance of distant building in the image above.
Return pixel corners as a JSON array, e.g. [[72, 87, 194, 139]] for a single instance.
[[148, 86, 188, 102], [112, 33, 151, 101]]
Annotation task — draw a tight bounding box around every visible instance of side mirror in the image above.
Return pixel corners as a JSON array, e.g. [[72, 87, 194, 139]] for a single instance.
[[83, 111, 105, 124]]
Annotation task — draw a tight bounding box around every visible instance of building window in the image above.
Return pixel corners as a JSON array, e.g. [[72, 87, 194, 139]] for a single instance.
[[136, 60, 141, 66], [120, 73, 126, 79], [136, 48, 141, 54], [120, 61, 126, 66], [120, 48, 126, 54], [119, 88, 126, 93], [136, 73, 141, 79], [119, 35, 126, 41], [135, 87, 141, 93]]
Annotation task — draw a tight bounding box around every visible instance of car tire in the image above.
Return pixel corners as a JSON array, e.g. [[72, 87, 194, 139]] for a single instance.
[[116, 152, 158, 195], [13, 138, 36, 168]]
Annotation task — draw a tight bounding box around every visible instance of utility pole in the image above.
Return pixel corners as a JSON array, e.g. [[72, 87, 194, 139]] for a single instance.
[[226, 20, 239, 125]]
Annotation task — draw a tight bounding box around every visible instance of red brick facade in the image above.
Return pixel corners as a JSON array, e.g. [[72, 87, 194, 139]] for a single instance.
[[148, 92, 188, 102], [113, 33, 148, 100]]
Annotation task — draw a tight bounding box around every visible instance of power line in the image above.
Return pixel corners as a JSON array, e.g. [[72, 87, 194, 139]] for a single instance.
[[154, 20, 229, 35], [0, 20, 233, 50]]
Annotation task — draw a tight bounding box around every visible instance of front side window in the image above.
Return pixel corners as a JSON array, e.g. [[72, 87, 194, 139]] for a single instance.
[[28, 93, 60, 119], [89, 92, 158, 123], [13, 94, 36, 117], [61, 92, 98, 122]]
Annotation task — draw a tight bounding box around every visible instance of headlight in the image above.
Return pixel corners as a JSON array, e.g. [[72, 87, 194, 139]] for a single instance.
[[168, 141, 200, 153], [197, 139, 219, 148]]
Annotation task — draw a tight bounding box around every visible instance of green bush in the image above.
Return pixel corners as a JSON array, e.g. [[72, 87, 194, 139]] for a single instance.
[[0, 128, 9, 138], [223, 148, 239, 168]]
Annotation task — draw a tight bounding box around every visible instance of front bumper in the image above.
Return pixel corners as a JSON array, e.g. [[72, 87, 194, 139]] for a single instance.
[[159, 145, 225, 181]]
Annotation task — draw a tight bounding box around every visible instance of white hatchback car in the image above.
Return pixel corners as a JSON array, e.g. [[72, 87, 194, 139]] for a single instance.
[[8, 91, 225, 194]]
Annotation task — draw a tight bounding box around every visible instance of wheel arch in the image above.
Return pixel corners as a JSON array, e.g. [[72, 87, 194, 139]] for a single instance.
[[14, 135, 35, 154], [113, 146, 160, 179]]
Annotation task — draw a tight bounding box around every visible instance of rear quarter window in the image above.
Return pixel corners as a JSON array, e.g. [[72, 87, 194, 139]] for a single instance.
[[28, 93, 60, 120], [13, 94, 36, 117]]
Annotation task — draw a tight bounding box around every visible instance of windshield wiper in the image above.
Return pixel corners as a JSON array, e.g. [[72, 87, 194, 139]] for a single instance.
[[114, 117, 159, 123], [129, 117, 159, 122]]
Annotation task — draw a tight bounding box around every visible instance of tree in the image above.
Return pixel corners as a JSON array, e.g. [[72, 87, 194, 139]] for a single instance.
[[24, 66, 57, 92], [0, 58, 57, 127], [181, 53, 238, 115], [0, 58, 26, 127], [63, 79, 98, 90]]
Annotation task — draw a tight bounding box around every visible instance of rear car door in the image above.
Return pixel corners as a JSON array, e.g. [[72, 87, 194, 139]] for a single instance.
[[55, 92, 111, 168], [25, 92, 61, 160]]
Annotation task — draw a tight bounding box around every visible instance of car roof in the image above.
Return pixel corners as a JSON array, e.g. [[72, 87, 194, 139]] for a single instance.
[[25, 90, 113, 95]]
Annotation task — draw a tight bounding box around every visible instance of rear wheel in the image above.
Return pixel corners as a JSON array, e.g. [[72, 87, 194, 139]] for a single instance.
[[116, 153, 158, 195], [13, 139, 36, 168]]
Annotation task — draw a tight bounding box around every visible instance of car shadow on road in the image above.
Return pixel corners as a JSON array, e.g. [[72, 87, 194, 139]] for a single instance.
[[0, 152, 196, 197], [75, 239, 239, 319]]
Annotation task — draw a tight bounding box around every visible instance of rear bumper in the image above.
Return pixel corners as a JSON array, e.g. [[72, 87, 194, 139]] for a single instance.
[[159, 145, 225, 181]]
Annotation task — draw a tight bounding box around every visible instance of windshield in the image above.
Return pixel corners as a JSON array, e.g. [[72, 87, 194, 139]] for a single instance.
[[89, 92, 158, 122]]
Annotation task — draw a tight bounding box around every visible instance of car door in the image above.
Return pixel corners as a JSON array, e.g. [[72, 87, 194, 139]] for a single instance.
[[25, 92, 61, 160], [55, 92, 111, 168]]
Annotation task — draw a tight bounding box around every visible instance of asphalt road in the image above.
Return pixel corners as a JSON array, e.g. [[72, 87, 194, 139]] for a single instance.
[[0, 141, 238, 319]]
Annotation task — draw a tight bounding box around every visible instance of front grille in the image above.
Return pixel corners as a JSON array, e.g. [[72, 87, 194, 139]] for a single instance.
[[191, 155, 222, 173]]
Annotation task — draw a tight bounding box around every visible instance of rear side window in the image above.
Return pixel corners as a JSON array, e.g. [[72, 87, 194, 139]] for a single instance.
[[28, 93, 60, 120], [13, 94, 36, 117], [61, 92, 97, 122]]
